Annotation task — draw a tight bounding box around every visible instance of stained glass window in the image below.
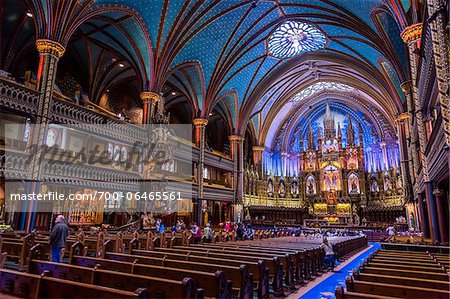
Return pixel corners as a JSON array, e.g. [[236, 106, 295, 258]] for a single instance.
[[268, 20, 326, 58]]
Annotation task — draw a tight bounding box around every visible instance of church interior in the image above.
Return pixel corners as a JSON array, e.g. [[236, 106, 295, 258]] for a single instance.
[[0, 0, 449, 298]]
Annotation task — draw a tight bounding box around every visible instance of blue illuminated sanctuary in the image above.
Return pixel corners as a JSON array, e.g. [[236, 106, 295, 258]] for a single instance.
[[246, 101, 402, 223]]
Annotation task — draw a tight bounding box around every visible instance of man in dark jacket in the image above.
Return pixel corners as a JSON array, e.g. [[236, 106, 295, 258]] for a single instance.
[[50, 215, 69, 262]]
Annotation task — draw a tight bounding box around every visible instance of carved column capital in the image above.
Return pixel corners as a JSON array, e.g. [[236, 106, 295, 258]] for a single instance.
[[140, 91, 160, 103], [400, 81, 413, 94], [228, 135, 244, 142], [36, 39, 65, 58], [395, 112, 411, 123], [193, 118, 208, 127], [400, 23, 423, 43], [252, 145, 265, 152]]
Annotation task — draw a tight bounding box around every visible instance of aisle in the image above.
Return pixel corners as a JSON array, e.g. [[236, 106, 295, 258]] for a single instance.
[[292, 243, 381, 299]]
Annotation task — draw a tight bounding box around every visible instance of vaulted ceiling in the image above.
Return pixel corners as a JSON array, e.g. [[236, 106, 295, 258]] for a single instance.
[[3, 0, 423, 148]]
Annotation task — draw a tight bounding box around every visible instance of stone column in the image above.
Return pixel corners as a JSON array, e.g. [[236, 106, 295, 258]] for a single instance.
[[401, 24, 439, 242], [400, 83, 420, 191], [229, 135, 244, 223], [25, 40, 65, 232], [380, 142, 388, 170], [252, 146, 265, 175], [395, 113, 413, 201], [193, 118, 208, 225], [140, 91, 160, 124], [433, 189, 449, 244], [31, 39, 66, 180], [281, 152, 288, 177]]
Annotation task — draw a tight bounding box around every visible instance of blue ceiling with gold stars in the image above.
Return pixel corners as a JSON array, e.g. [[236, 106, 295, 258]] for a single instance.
[[91, 0, 409, 117]]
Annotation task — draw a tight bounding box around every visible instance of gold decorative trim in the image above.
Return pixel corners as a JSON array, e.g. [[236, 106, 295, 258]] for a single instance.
[[140, 91, 160, 103], [36, 39, 65, 58], [433, 189, 443, 197], [400, 23, 423, 43], [193, 118, 208, 127], [228, 135, 244, 142], [252, 146, 265, 151], [400, 81, 412, 94], [395, 112, 410, 123]]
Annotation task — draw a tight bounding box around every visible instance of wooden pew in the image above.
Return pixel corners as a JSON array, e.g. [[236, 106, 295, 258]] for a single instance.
[[0, 268, 149, 298], [127, 249, 271, 297], [359, 264, 450, 281], [27, 260, 202, 299], [351, 269, 450, 291], [345, 275, 450, 299], [171, 244, 297, 289], [185, 242, 312, 284], [57, 256, 232, 298], [335, 285, 402, 299], [102, 252, 254, 299], [131, 247, 282, 295], [0, 234, 34, 270]]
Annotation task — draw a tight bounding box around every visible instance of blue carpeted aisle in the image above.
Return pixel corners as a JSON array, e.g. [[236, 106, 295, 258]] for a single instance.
[[299, 243, 381, 299]]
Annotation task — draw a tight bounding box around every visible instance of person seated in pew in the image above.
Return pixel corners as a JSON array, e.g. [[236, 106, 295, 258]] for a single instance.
[[236, 223, 244, 240], [203, 223, 213, 243], [190, 222, 202, 244], [175, 220, 182, 232], [244, 224, 254, 240], [321, 237, 336, 271], [50, 215, 69, 263]]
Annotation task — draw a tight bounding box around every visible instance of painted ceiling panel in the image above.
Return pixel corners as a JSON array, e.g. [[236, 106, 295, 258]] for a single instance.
[[321, 0, 384, 30], [121, 18, 151, 73], [172, 5, 248, 86], [381, 61, 405, 103], [94, 0, 163, 48], [222, 58, 262, 101], [332, 38, 384, 68], [375, 10, 408, 71], [228, 2, 279, 48]]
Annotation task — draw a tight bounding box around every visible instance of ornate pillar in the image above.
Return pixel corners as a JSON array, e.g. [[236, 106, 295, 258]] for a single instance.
[[229, 135, 244, 223], [380, 142, 388, 170], [31, 39, 66, 180], [395, 113, 413, 201], [281, 152, 288, 177], [433, 189, 448, 244], [252, 146, 265, 175], [193, 118, 208, 225], [140, 91, 160, 124], [401, 24, 439, 242], [426, 0, 450, 147], [25, 40, 65, 232]]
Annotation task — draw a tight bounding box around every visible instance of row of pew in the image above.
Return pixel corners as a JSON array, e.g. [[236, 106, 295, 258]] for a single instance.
[[335, 248, 450, 298], [0, 228, 239, 269], [1, 230, 368, 298]]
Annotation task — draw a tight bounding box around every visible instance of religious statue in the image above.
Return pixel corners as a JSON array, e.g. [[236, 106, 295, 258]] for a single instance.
[[306, 176, 316, 195], [279, 181, 285, 196]]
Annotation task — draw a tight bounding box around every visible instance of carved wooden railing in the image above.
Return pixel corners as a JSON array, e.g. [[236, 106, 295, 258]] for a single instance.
[[0, 79, 39, 115], [425, 117, 447, 181], [0, 150, 32, 179]]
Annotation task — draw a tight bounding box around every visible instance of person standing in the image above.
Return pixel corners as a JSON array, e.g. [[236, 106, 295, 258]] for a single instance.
[[386, 225, 396, 240], [321, 237, 336, 271], [50, 215, 69, 263]]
